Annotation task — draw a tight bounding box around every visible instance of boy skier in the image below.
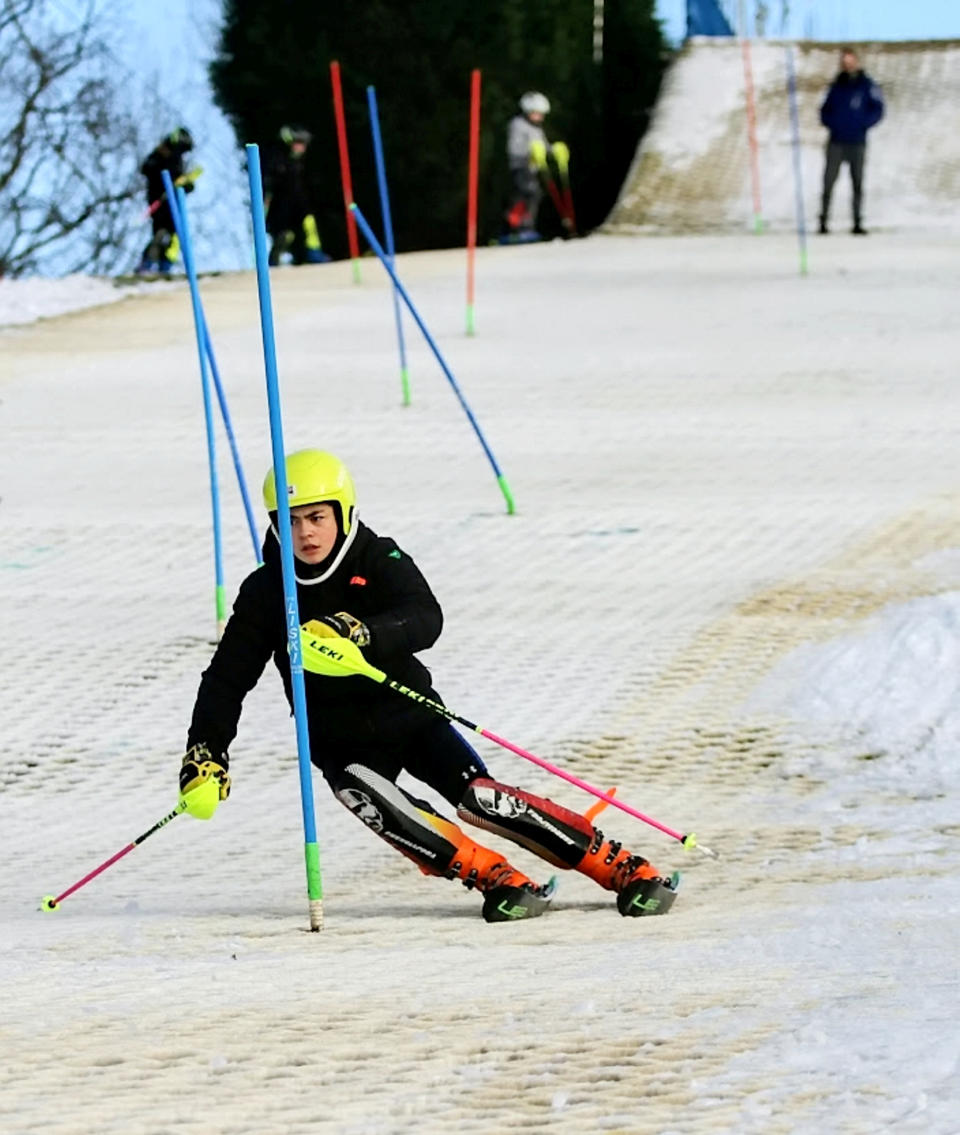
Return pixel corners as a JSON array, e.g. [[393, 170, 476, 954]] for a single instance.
[[181, 450, 678, 922]]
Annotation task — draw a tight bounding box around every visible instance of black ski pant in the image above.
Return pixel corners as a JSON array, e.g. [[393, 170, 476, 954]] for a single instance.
[[820, 142, 866, 228]]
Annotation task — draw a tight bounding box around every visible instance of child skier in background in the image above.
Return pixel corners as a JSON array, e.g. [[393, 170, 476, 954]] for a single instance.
[[137, 127, 196, 275], [263, 125, 329, 266], [181, 450, 678, 922], [504, 91, 551, 241]]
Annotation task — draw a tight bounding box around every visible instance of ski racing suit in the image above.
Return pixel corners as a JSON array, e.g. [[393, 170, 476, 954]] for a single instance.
[[185, 521, 669, 908]]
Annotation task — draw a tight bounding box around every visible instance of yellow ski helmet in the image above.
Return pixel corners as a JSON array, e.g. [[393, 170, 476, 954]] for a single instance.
[[262, 450, 356, 534]]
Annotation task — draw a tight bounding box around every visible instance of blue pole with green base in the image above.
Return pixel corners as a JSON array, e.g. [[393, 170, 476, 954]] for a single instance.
[[245, 143, 324, 931], [162, 173, 226, 639], [366, 85, 410, 407], [161, 171, 261, 568], [349, 202, 517, 516]]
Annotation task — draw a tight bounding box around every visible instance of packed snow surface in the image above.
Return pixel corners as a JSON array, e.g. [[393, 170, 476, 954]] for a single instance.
[[1, 233, 958, 1133]]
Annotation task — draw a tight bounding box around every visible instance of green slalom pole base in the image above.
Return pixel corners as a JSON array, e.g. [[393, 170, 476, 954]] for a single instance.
[[466, 303, 476, 337], [305, 841, 323, 931], [400, 366, 411, 407], [497, 473, 516, 516]]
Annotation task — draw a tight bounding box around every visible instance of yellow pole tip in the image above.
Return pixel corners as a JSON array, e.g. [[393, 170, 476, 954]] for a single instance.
[[681, 833, 698, 850], [41, 895, 59, 912]]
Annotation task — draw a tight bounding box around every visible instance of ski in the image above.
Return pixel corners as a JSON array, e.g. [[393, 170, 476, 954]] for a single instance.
[[482, 875, 557, 923]]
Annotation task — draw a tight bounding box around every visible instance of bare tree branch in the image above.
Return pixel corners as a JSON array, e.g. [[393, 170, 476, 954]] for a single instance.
[[0, 0, 143, 276]]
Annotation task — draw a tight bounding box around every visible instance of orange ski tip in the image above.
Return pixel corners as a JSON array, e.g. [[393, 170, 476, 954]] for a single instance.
[[584, 787, 617, 822]]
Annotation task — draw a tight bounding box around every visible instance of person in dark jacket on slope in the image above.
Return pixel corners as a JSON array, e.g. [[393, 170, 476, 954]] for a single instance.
[[263, 125, 329, 266], [818, 48, 884, 235], [137, 127, 197, 274], [180, 449, 677, 922]]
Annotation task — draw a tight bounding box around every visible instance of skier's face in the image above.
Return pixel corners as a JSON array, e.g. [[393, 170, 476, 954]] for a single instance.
[[290, 502, 339, 564], [841, 51, 859, 73], [527, 112, 545, 125]]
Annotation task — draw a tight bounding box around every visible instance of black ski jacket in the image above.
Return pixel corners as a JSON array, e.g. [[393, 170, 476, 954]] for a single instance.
[[140, 146, 187, 208], [187, 521, 443, 758], [263, 145, 311, 233]]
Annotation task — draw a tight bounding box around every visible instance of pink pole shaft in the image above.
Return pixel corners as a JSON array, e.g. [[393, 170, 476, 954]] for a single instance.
[[479, 727, 686, 843], [740, 37, 763, 224], [54, 843, 135, 904], [330, 60, 360, 263], [466, 69, 481, 306]]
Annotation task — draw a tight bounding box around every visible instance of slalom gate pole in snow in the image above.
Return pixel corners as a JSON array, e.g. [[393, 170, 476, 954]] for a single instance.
[[330, 60, 362, 283], [738, 2, 763, 233], [162, 172, 261, 568], [785, 46, 809, 277], [300, 631, 718, 859], [349, 202, 517, 517], [40, 801, 188, 911], [160, 172, 226, 639], [465, 68, 481, 336], [246, 143, 325, 931], [366, 84, 411, 407]]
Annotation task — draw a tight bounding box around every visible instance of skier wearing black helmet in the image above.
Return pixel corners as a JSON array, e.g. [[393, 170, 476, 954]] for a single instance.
[[264, 125, 329, 266], [137, 128, 199, 275]]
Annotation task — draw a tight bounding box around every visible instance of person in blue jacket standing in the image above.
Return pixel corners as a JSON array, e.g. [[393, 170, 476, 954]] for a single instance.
[[818, 48, 884, 235]]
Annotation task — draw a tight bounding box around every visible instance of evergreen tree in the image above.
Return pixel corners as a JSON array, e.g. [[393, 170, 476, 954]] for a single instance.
[[210, 0, 667, 257]]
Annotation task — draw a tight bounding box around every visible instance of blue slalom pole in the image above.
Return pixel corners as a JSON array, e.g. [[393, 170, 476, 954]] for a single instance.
[[785, 46, 809, 277], [366, 85, 411, 407], [161, 171, 261, 567], [350, 202, 516, 516], [159, 175, 225, 639], [245, 143, 324, 931]]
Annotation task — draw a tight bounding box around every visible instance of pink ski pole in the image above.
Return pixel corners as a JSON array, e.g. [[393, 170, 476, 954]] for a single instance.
[[301, 632, 719, 858], [41, 800, 187, 911]]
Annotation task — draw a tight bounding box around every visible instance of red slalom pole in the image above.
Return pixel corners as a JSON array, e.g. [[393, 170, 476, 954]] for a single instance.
[[40, 800, 187, 911], [330, 60, 361, 282], [465, 68, 481, 336]]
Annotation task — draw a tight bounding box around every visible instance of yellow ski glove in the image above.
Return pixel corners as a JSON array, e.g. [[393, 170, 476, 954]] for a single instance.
[[179, 744, 231, 820]]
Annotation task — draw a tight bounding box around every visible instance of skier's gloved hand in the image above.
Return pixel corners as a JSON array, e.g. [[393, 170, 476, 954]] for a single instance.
[[179, 744, 230, 819], [305, 612, 371, 648], [529, 139, 548, 169]]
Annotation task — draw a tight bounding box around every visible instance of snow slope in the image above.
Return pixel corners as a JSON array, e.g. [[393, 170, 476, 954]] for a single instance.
[[1, 234, 959, 1133], [608, 38, 960, 234]]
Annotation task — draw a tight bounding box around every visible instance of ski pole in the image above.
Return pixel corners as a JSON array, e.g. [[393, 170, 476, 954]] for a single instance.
[[300, 630, 718, 858], [551, 142, 577, 235], [530, 140, 571, 232], [41, 801, 188, 911]]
